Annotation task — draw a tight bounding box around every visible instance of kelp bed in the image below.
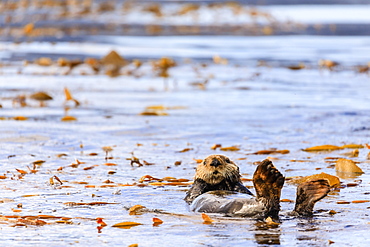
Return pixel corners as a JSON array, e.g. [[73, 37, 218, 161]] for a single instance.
[[1, 1, 370, 246]]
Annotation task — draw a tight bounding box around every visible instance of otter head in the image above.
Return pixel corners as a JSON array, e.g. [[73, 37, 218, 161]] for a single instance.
[[195, 154, 240, 185]]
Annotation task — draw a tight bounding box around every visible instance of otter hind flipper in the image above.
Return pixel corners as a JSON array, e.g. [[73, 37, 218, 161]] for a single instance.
[[253, 159, 285, 199], [253, 159, 285, 221], [291, 179, 330, 216]]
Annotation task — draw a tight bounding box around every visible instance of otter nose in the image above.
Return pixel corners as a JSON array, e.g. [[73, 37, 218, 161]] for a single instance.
[[210, 159, 221, 167]]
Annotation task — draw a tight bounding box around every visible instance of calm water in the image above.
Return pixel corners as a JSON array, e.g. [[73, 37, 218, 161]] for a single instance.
[[1, 2, 370, 246]]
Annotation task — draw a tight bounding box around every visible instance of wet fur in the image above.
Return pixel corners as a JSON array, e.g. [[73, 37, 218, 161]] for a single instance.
[[186, 155, 331, 220], [184, 155, 253, 204], [253, 159, 285, 221], [195, 154, 240, 185], [291, 179, 330, 216]]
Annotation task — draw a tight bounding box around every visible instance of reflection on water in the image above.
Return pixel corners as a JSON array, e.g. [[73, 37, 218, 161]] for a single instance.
[[293, 219, 329, 246], [253, 222, 281, 245], [336, 171, 363, 180], [1, 4, 370, 244], [255, 233, 281, 245], [296, 220, 321, 232]]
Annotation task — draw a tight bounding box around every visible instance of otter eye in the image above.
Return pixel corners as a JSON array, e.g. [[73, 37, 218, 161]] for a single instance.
[[225, 158, 230, 163], [203, 161, 207, 166]]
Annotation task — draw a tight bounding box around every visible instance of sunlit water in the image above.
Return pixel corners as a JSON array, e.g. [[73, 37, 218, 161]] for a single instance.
[[1, 35, 370, 246]]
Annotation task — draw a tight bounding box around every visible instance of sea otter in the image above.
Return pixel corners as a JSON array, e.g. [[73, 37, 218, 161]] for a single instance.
[[185, 155, 330, 221]]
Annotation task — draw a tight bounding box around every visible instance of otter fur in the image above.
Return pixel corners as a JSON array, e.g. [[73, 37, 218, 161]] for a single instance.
[[185, 155, 330, 221], [184, 154, 253, 204]]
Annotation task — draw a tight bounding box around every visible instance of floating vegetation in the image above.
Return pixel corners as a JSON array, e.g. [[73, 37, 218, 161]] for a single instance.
[[0, 2, 369, 246]]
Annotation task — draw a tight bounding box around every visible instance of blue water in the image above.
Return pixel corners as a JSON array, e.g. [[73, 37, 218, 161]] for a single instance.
[[1, 3, 370, 246]]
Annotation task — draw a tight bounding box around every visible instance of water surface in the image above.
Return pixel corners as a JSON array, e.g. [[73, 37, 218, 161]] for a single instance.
[[1, 2, 370, 247]]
